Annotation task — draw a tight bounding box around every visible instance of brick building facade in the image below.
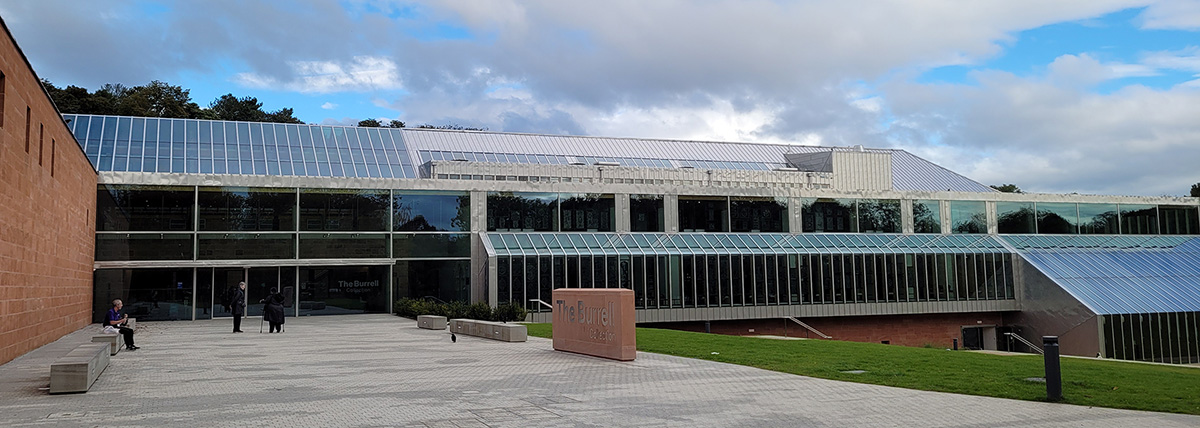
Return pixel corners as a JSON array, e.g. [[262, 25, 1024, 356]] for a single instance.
[[0, 19, 97, 365]]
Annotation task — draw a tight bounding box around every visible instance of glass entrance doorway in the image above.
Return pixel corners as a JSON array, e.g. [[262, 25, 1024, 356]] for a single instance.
[[205, 267, 297, 318]]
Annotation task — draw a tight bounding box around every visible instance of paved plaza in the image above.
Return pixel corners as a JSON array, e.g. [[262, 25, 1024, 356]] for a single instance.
[[1, 314, 1197, 427]]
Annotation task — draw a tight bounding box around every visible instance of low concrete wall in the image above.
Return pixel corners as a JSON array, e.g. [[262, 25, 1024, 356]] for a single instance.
[[552, 288, 636, 361], [449, 319, 527, 342], [417, 315, 447, 330]]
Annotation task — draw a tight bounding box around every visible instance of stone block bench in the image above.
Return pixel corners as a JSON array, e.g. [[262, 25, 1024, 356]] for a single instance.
[[417, 315, 447, 330], [449, 319, 527, 342], [91, 334, 124, 356], [49, 343, 111, 394]]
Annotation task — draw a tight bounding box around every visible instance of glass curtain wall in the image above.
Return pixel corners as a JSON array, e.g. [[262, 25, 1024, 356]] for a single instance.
[[1119, 204, 1159, 235], [858, 199, 901, 233], [1159, 206, 1200, 235], [1101, 312, 1199, 364], [495, 252, 1014, 310], [560, 193, 615, 232], [487, 192, 558, 231], [1079, 203, 1119, 234], [393, 191, 472, 303]]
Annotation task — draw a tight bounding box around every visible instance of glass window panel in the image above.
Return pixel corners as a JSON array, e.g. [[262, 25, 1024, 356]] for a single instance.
[[1119, 204, 1158, 235], [949, 200, 987, 234], [299, 188, 390, 231], [197, 187, 296, 231], [486, 192, 559, 231], [97, 185, 194, 231], [678, 195, 729, 232], [630, 194, 665, 232], [394, 233, 471, 258], [1158, 205, 1199, 235], [857, 199, 901, 233], [1035, 202, 1078, 234], [299, 233, 390, 258], [93, 268, 194, 322], [394, 190, 470, 231], [95, 233, 193, 261], [1078, 203, 1119, 234], [559, 193, 615, 232], [393, 260, 471, 303], [913, 199, 942, 233], [298, 265, 389, 315], [730, 196, 788, 232], [197, 233, 296, 259], [802, 198, 857, 233], [996, 201, 1035, 234]]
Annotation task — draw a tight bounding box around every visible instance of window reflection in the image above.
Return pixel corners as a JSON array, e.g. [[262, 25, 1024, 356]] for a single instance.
[[487, 192, 559, 231], [913, 200, 941, 233], [1036, 202, 1078, 234], [1078, 203, 1119, 234], [1158, 205, 1199, 235], [299, 188, 390, 231], [97, 185, 194, 231], [559, 193, 615, 232], [949, 201, 986, 234], [996, 201, 1035, 234], [393, 191, 470, 231], [198, 187, 296, 231], [1119, 204, 1158, 235], [802, 198, 857, 232], [730, 197, 788, 232], [857, 199, 901, 233]]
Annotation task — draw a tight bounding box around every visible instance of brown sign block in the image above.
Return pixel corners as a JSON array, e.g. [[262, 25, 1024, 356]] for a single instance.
[[551, 288, 636, 361]]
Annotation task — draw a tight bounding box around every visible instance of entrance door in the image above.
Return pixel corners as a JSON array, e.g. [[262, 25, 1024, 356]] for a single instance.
[[246, 267, 279, 317], [212, 268, 246, 318], [962, 327, 983, 350]]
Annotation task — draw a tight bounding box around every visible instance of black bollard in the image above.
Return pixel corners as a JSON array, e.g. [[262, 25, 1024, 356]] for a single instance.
[[952, 338, 958, 350], [705, 321, 711, 334], [1043, 336, 1062, 401]]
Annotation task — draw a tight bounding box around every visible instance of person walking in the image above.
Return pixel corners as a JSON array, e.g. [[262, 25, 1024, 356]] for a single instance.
[[232, 281, 246, 333], [260, 287, 286, 333], [105, 299, 139, 350]]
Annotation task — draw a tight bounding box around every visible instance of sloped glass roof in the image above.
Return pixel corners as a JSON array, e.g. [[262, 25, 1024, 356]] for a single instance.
[[64, 114, 416, 178], [484, 233, 1012, 257], [1003, 235, 1200, 315], [67, 113, 996, 192]]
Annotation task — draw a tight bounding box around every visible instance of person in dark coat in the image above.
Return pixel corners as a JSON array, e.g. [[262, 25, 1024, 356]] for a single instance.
[[232, 281, 246, 333], [260, 287, 286, 333]]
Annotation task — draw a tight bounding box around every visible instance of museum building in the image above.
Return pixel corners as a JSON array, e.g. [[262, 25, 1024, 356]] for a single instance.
[[60, 110, 1200, 364]]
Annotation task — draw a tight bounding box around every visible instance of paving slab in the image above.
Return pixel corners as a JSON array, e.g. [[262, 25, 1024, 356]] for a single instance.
[[1, 314, 1197, 427]]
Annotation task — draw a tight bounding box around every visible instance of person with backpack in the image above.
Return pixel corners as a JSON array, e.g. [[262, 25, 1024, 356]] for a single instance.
[[231, 281, 246, 333], [260, 287, 285, 333]]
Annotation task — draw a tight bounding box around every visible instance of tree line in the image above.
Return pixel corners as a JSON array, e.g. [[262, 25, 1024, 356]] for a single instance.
[[42, 79, 486, 131]]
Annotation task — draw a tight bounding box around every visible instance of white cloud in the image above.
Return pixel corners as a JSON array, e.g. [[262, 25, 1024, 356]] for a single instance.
[[1047, 53, 1158, 87], [1138, 1, 1200, 30], [320, 102, 338, 110], [234, 56, 403, 93]]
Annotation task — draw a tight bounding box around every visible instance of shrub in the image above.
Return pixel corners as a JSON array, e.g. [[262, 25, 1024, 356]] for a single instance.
[[493, 302, 528, 322], [444, 300, 469, 319], [466, 302, 493, 320], [393, 298, 419, 318]]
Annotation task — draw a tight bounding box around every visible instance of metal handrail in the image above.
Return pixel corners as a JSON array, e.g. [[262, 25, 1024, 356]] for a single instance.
[[1004, 332, 1044, 354], [786, 317, 831, 339], [529, 299, 553, 310]]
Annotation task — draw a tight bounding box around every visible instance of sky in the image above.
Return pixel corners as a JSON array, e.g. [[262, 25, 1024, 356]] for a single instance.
[[3, 1, 1200, 197]]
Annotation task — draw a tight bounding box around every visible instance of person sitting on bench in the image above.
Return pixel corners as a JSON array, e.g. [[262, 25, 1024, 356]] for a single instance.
[[106, 299, 139, 350]]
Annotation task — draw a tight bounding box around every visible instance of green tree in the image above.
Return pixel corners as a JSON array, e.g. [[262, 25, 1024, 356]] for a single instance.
[[388, 119, 405, 128], [358, 118, 382, 127], [990, 184, 1022, 193], [209, 94, 266, 122], [121, 80, 199, 118], [1191, 183, 1200, 197], [264, 107, 303, 124]]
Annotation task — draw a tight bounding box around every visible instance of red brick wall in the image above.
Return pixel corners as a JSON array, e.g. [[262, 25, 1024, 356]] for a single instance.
[[0, 21, 97, 365], [645, 312, 1006, 348]]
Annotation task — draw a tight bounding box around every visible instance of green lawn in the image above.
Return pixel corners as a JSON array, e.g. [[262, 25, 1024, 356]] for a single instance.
[[524, 324, 1200, 415]]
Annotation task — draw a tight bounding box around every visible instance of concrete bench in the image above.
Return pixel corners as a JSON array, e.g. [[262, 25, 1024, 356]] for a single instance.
[[449, 319, 527, 342], [49, 343, 111, 394], [417, 315, 447, 330], [91, 334, 124, 356]]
